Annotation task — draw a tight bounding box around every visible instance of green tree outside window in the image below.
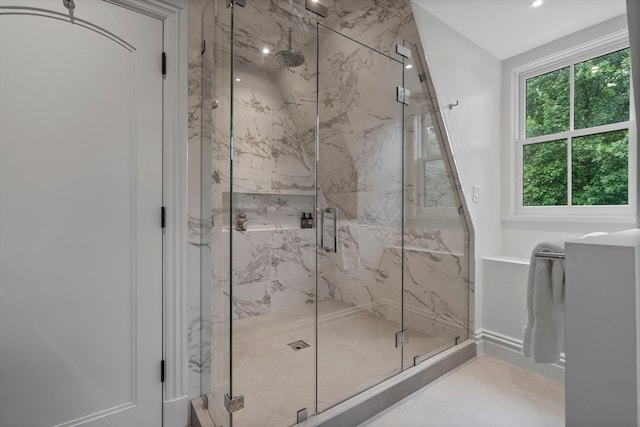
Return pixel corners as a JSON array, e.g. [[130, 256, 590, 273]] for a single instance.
[[522, 48, 630, 207]]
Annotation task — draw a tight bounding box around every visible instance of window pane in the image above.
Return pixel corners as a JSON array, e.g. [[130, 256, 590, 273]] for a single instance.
[[574, 48, 630, 129], [423, 160, 455, 208], [526, 68, 570, 138], [523, 139, 567, 206], [572, 130, 628, 205], [420, 111, 440, 158]]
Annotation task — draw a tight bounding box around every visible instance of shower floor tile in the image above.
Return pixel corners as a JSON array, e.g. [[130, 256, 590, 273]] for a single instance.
[[228, 301, 451, 427]]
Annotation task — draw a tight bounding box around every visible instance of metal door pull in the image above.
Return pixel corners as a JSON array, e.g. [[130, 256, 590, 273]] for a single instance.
[[320, 207, 337, 253]]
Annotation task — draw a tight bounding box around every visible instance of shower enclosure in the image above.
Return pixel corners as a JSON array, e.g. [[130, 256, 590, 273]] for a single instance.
[[196, 1, 473, 425]]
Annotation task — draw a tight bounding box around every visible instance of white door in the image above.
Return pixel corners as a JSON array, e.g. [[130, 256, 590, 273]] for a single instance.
[[0, 1, 163, 426]]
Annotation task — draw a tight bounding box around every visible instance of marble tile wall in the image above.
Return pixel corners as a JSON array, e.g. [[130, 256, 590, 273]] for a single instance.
[[208, 39, 319, 322], [213, 227, 317, 320]]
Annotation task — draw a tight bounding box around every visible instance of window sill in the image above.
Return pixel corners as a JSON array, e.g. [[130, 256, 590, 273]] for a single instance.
[[502, 215, 635, 225]]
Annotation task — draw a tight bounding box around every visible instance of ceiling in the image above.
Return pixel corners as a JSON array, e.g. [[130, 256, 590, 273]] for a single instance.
[[411, 0, 627, 60]]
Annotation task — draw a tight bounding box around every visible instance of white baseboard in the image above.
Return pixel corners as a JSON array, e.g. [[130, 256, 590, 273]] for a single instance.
[[475, 329, 565, 385], [164, 396, 190, 427]]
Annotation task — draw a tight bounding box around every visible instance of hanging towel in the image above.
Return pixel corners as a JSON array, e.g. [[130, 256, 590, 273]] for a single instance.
[[522, 240, 566, 363]]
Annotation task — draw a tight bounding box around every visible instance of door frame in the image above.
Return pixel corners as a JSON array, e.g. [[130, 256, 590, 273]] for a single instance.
[[105, 0, 189, 425]]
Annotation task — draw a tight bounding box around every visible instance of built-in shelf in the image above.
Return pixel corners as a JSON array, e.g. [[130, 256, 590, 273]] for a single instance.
[[221, 191, 316, 232], [221, 225, 316, 233], [223, 190, 315, 197]]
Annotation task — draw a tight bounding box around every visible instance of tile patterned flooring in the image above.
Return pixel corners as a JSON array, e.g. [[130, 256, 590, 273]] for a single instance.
[[227, 301, 451, 427], [358, 355, 565, 427]]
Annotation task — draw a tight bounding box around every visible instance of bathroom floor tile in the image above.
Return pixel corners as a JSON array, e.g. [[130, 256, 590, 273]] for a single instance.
[[358, 355, 565, 427]]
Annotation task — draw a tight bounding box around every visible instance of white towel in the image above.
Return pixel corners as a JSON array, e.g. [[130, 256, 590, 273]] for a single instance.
[[522, 240, 566, 363]]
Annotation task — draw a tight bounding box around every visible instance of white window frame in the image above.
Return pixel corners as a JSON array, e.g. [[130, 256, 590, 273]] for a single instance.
[[407, 112, 459, 218], [513, 30, 636, 218]]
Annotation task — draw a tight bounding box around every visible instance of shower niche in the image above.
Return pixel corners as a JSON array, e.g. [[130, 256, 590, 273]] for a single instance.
[[222, 192, 316, 231], [195, 0, 474, 426]]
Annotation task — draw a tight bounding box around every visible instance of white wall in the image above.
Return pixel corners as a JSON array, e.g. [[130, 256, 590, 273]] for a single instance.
[[481, 256, 565, 383], [489, 15, 631, 381], [411, 2, 503, 330], [413, 4, 635, 383], [500, 15, 632, 259]]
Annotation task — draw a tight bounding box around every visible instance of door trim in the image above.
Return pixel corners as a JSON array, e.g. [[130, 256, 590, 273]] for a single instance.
[[107, 0, 189, 425]]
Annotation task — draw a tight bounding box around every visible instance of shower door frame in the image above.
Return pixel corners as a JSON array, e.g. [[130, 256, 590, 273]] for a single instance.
[[110, 0, 190, 422]]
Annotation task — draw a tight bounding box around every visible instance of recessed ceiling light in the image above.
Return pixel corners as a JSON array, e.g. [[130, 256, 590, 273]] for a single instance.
[[235, 78, 241, 82], [531, 0, 543, 7], [406, 64, 413, 69], [262, 47, 270, 54], [311, 0, 319, 2]]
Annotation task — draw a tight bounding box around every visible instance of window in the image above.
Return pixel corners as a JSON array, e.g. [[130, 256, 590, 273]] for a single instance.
[[408, 111, 458, 216], [516, 41, 634, 216], [420, 112, 456, 209]]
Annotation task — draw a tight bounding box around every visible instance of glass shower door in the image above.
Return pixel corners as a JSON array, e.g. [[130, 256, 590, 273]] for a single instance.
[[316, 24, 405, 410], [229, 2, 318, 426], [199, 2, 474, 426]]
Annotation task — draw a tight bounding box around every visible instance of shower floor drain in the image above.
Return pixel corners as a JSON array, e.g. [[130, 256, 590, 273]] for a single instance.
[[287, 340, 310, 351]]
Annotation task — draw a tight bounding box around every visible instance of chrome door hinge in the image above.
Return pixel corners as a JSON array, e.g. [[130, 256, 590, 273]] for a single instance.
[[395, 330, 408, 348], [225, 394, 245, 413], [396, 44, 411, 58], [160, 359, 165, 382], [297, 408, 308, 423], [305, 0, 328, 18], [161, 206, 166, 228], [162, 52, 167, 76], [396, 86, 410, 105], [202, 393, 209, 409]]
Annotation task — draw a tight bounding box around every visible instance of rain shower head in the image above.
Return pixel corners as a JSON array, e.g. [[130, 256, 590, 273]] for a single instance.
[[275, 28, 305, 68]]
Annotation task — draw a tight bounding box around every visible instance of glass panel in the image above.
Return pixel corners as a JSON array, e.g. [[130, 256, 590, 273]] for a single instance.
[[423, 159, 456, 208], [402, 40, 470, 369], [316, 25, 404, 411], [574, 48, 630, 130], [198, 2, 475, 421], [204, 0, 232, 425], [420, 111, 441, 158], [525, 67, 570, 138], [231, 2, 317, 426], [572, 130, 628, 205], [522, 139, 568, 206]]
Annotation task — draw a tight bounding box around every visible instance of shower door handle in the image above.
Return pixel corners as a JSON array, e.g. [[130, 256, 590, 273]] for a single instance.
[[320, 207, 338, 253]]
